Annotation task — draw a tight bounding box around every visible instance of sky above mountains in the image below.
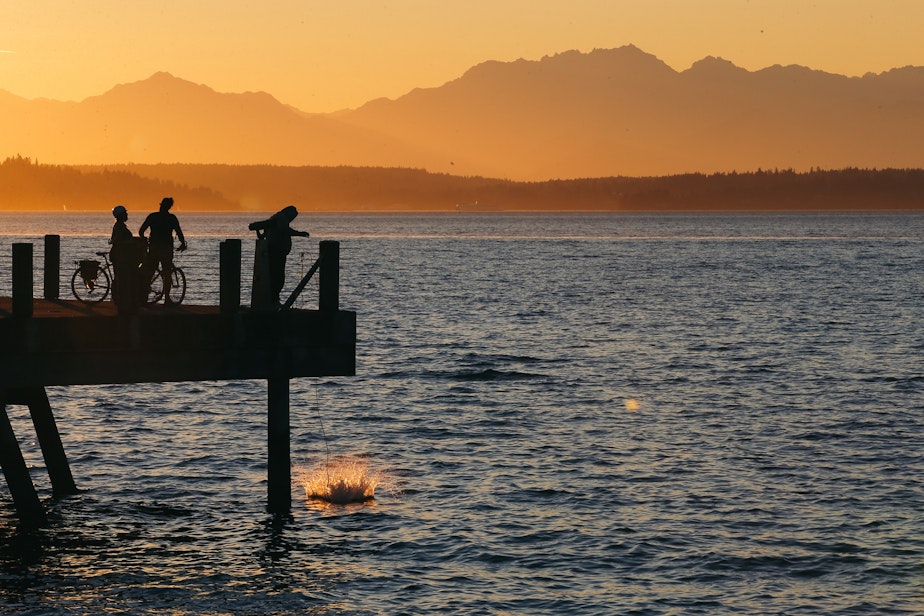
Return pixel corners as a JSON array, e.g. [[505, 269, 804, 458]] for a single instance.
[[2, 0, 923, 112]]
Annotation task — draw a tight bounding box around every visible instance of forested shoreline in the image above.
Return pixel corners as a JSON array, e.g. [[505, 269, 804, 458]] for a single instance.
[[2, 157, 922, 211]]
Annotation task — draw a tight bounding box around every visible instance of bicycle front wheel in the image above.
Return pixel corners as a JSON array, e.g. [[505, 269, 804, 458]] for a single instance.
[[71, 267, 111, 303], [147, 267, 186, 304], [167, 267, 187, 304]]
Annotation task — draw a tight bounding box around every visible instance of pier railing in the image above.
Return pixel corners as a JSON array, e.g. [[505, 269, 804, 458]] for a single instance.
[[6, 234, 341, 315]]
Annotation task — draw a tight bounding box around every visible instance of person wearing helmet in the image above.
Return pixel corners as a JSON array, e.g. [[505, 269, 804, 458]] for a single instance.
[[109, 205, 143, 313], [110, 205, 133, 247]]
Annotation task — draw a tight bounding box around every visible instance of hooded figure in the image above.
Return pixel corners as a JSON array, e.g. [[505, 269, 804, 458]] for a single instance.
[[248, 205, 310, 305]]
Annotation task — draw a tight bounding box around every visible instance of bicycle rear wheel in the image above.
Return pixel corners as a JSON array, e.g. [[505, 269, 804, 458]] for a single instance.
[[146, 270, 164, 304], [71, 267, 111, 303]]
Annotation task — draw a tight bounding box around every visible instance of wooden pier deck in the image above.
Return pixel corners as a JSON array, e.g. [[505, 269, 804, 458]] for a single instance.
[[0, 297, 355, 386], [1, 237, 355, 523]]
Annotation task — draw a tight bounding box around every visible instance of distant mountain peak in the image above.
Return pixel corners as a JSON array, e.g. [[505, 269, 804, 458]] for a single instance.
[[686, 56, 746, 73], [148, 71, 180, 81], [453, 45, 676, 89], [101, 71, 211, 97], [541, 44, 674, 71]]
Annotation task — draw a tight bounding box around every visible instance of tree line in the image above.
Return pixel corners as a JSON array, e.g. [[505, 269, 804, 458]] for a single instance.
[[3, 157, 922, 211], [0, 156, 234, 210]]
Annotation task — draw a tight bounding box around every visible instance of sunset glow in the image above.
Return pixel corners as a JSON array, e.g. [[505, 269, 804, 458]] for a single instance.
[[2, 1, 923, 112]]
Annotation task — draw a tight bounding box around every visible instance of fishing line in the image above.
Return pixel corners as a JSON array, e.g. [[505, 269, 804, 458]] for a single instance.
[[298, 251, 306, 309], [313, 385, 332, 462], [313, 385, 333, 484]]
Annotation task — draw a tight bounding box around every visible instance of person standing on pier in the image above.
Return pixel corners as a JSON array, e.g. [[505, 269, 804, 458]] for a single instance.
[[110, 205, 133, 247], [248, 205, 310, 307], [109, 205, 144, 313], [139, 197, 187, 304]]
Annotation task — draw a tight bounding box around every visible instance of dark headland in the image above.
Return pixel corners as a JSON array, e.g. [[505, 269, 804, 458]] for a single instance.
[[2, 157, 923, 212]]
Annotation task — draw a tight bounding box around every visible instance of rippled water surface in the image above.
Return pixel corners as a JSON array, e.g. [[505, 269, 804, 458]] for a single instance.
[[1, 212, 923, 614]]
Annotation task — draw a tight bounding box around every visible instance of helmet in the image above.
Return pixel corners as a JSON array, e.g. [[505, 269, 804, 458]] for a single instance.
[[112, 205, 127, 219]]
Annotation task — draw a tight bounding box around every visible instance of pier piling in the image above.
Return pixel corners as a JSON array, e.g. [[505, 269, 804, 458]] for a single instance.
[[267, 368, 291, 513]]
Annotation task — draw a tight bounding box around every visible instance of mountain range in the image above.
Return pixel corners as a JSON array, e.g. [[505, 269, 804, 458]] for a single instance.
[[2, 45, 923, 180]]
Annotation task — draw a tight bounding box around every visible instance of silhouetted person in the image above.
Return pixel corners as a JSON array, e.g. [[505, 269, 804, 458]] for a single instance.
[[248, 205, 310, 307], [139, 197, 187, 304], [110, 205, 133, 247], [109, 205, 144, 314]]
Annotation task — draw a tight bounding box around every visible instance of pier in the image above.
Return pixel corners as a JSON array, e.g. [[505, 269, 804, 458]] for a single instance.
[[0, 236, 356, 524]]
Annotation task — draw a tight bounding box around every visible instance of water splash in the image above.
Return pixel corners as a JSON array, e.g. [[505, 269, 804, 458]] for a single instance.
[[295, 455, 392, 505]]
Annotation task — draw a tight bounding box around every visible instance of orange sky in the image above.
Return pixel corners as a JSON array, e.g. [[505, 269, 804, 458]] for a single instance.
[[2, 1, 923, 113]]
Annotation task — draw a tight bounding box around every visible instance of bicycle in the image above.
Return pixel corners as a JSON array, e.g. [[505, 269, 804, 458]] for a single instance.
[[145, 254, 187, 305], [71, 248, 187, 305], [71, 252, 113, 303]]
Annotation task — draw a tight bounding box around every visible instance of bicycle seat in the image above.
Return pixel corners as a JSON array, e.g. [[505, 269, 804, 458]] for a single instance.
[[95, 252, 109, 257]]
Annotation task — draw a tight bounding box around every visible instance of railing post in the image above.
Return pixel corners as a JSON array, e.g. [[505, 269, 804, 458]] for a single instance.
[[318, 240, 339, 312], [251, 238, 272, 311], [12, 243, 33, 318], [220, 239, 242, 313], [44, 234, 60, 300]]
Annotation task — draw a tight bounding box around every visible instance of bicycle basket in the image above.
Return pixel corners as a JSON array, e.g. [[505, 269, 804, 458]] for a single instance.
[[79, 259, 100, 280]]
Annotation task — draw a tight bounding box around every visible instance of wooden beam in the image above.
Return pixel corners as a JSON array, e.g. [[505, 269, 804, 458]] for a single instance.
[[0, 399, 46, 525], [24, 387, 77, 495], [0, 310, 356, 387]]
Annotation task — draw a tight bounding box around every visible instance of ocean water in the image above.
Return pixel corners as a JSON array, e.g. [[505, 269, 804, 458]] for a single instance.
[[1, 211, 922, 615]]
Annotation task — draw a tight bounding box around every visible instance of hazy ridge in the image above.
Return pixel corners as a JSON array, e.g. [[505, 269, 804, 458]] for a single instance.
[[2, 46, 923, 180]]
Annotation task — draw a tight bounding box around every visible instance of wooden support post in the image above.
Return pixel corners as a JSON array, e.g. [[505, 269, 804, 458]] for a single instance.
[[319, 240, 339, 312], [111, 238, 146, 316], [220, 239, 242, 314], [25, 387, 77, 496], [0, 400, 46, 525], [44, 234, 60, 300], [251, 238, 272, 311], [12, 243, 33, 318], [267, 373, 291, 513]]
